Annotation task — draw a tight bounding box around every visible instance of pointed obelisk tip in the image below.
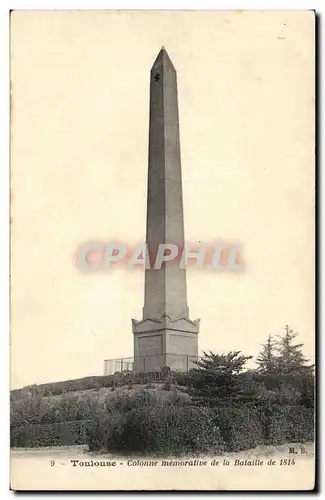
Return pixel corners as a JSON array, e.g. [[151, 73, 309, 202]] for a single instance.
[[152, 46, 175, 70]]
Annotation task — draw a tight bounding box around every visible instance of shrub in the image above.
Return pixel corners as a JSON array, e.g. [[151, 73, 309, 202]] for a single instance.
[[162, 379, 171, 391], [88, 392, 224, 455], [11, 420, 92, 448], [173, 372, 189, 386], [161, 365, 171, 378], [11, 391, 99, 426], [11, 367, 315, 451], [185, 352, 256, 406], [212, 406, 264, 452], [134, 371, 145, 384], [262, 405, 314, 445]]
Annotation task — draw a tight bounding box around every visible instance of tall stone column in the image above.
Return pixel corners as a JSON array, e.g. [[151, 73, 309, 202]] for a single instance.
[[132, 47, 200, 373]]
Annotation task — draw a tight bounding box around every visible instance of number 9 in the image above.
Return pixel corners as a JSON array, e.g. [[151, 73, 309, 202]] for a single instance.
[[50, 460, 55, 467]]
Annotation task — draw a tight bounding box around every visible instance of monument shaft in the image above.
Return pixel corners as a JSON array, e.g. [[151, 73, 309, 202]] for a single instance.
[[132, 48, 199, 372], [144, 47, 188, 320]]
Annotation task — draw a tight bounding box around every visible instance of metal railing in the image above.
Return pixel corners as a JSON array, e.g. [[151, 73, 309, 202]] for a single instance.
[[103, 353, 199, 375]]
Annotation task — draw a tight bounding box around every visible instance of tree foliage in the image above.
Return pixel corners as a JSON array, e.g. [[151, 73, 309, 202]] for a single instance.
[[256, 334, 278, 374], [256, 325, 314, 375], [276, 325, 313, 374], [185, 351, 257, 406]]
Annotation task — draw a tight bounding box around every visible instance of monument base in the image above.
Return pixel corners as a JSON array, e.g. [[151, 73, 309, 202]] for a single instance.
[[131, 315, 200, 373]]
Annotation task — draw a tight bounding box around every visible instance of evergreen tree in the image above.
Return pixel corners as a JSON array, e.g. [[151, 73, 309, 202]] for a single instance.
[[256, 334, 278, 374], [276, 325, 313, 374], [185, 351, 255, 406]]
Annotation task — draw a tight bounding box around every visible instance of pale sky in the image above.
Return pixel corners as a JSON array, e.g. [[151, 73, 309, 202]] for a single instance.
[[11, 10, 315, 389]]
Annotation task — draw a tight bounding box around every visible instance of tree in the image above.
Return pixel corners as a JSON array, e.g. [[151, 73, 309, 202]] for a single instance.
[[185, 351, 256, 406], [256, 334, 278, 374], [276, 325, 313, 375]]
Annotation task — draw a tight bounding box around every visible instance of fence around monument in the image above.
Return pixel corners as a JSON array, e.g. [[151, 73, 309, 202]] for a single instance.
[[103, 354, 199, 375]]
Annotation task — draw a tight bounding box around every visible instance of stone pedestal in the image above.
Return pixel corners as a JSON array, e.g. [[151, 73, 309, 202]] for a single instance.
[[132, 315, 199, 372]]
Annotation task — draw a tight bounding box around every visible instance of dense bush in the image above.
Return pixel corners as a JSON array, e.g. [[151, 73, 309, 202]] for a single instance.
[[87, 390, 224, 455], [262, 405, 314, 445], [185, 352, 259, 406], [86, 391, 314, 455], [10, 384, 190, 427], [172, 372, 189, 386], [11, 391, 99, 426], [11, 420, 92, 448], [212, 406, 264, 452], [10, 386, 314, 452]]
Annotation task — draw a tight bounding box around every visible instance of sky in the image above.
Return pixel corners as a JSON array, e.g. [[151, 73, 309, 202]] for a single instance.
[[10, 10, 315, 389]]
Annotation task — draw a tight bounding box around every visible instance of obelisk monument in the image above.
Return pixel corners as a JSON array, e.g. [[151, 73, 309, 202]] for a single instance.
[[132, 47, 200, 372]]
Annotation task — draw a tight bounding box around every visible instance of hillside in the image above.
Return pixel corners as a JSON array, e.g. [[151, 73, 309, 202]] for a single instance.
[[11, 370, 181, 400]]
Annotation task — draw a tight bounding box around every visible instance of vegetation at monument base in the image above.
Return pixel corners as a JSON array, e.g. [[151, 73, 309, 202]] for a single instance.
[[11, 325, 315, 454]]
